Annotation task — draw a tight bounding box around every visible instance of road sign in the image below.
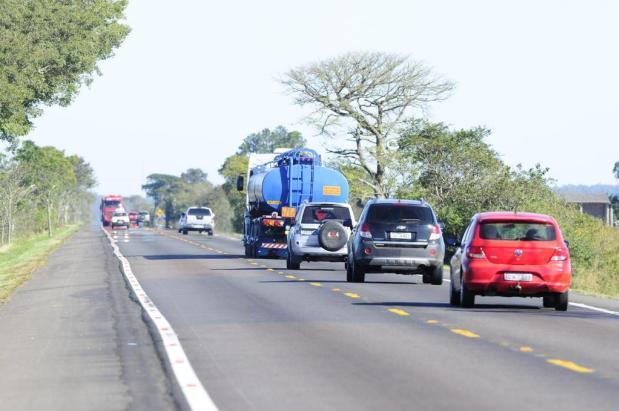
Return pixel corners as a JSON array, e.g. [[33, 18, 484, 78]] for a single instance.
[[155, 208, 164, 217]]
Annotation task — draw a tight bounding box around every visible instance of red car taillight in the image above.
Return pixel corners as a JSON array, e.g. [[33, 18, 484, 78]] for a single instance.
[[359, 223, 372, 239], [429, 224, 442, 241], [467, 246, 486, 259], [550, 247, 569, 261]]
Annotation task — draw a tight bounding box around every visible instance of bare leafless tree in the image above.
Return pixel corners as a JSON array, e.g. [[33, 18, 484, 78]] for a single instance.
[[282, 52, 454, 197]]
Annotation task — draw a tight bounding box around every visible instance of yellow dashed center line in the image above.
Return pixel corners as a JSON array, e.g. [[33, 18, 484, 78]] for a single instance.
[[332, 288, 341, 292], [344, 292, 360, 299], [520, 346, 534, 353], [266, 268, 274, 272], [278, 271, 285, 275], [298, 278, 305, 281], [285, 275, 296, 279], [426, 320, 439, 324], [250, 262, 258, 266], [309, 282, 322, 287], [388, 308, 410, 316], [450, 329, 480, 338], [547, 359, 594, 374]]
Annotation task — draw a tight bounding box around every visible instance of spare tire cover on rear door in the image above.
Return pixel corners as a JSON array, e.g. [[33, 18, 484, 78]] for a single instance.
[[318, 221, 348, 251]]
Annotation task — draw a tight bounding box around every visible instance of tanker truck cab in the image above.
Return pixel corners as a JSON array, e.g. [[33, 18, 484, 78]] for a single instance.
[[286, 202, 355, 269]]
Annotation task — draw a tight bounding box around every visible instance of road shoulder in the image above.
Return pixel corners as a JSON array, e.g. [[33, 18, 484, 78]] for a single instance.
[[0, 226, 176, 411]]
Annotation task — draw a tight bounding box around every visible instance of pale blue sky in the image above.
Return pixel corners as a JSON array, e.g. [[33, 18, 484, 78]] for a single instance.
[[26, 0, 619, 196]]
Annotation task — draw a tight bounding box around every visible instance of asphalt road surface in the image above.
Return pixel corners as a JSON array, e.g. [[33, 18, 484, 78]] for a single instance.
[[112, 227, 619, 410]]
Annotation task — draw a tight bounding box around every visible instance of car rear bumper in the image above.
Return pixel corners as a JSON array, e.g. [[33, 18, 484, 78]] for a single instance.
[[182, 224, 214, 231], [289, 242, 347, 260], [464, 261, 571, 295], [355, 240, 444, 273]]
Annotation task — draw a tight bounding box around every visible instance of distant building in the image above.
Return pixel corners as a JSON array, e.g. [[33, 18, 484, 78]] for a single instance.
[[560, 192, 614, 226]]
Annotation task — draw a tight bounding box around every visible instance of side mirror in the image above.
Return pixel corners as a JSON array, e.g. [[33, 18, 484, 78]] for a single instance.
[[343, 219, 353, 228], [236, 175, 244, 192], [438, 221, 445, 230], [564, 240, 570, 248]]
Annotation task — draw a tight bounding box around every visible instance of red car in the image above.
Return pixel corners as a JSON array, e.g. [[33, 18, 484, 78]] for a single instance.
[[128, 211, 139, 225], [449, 212, 571, 311]]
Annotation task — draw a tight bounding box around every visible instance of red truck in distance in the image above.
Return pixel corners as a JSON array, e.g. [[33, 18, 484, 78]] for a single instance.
[[100, 195, 124, 226]]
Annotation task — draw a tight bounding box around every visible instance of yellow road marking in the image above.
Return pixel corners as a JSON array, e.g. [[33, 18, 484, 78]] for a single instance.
[[450, 329, 480, 338], [267, 268, 274, 272], [520, 346, 534, 353], [278, 271, 285, 275], [250, 262, 258, 265], [298, 278, 305, 281], [344, 292, 360, 299], [332, 288, 341, 291], [426, 320, 439, 324], [547, 359, 594, 374], [388, 308, 410, 316], [286, 275, 296, 279], [310, 282, 322, 287]]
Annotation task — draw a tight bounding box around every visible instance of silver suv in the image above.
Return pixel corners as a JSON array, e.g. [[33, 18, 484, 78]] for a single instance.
[[178, 207, 215, 235], [286, 202, 355, 269], [347, 199, 444, 284]]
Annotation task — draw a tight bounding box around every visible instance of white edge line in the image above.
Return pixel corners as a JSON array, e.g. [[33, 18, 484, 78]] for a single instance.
[[102, 226, 218, 411], [569, 302, 619, 316]]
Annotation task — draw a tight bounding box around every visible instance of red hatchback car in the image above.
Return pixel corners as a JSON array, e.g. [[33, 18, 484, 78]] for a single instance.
[[449, 212, 571, 311]]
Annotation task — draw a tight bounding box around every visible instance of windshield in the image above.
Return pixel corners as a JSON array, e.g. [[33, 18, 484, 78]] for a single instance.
[[188, 208, 211, 216], [301, 206, 351, 224], [366, 204, 433, 225], [480, 222, 557, 241], [103, 200, 121, 208]]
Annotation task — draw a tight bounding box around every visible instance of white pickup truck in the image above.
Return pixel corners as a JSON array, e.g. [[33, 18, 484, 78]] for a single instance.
[[286, 202, 356, 269]]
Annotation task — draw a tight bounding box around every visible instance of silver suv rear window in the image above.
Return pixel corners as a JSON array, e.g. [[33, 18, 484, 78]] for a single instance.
[[480, 222, 556, 241], [188, 208, 211, 216], [366, 204, 433, 224], [302, 206, 350, 224]]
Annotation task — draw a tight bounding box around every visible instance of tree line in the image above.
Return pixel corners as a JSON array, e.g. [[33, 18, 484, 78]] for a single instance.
[[0, 1, 129, 244], [0, 141, 95, 244]]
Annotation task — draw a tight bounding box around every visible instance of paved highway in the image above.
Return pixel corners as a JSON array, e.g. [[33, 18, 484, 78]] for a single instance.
[[111, 227, 619, 410]]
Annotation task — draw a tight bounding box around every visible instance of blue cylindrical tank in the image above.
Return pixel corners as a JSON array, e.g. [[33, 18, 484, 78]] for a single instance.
[[247, 164, 349, 215]]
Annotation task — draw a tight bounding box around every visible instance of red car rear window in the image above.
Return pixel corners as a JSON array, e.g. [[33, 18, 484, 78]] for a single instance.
[[479, 222, 556, 241]]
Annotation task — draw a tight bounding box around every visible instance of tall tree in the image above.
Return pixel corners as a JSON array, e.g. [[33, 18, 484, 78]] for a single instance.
[[181, 168, 208, 184], [0, 0, 130, 141], [282, 52, 454, 197], [236, 126, 306, 155], [14, 141, 76, 236], [142, 174, 184, 228], [614, 162, 619, 179]]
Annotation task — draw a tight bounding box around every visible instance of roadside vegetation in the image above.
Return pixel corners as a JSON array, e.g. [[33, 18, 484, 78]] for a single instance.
[[0, 1, 130, 299], [0, 225, 79, 302]]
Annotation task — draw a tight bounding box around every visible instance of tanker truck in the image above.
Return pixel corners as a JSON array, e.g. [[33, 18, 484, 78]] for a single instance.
[[236, 148, 350, 259]]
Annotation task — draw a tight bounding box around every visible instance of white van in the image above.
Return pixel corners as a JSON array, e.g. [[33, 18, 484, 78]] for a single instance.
[[178, 207, 215, 235]]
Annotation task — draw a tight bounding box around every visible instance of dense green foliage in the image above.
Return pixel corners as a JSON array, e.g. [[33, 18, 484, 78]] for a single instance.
[[0, 140, 95, 243], [386, 121, 619, 295], [0, 0, 130, 141]]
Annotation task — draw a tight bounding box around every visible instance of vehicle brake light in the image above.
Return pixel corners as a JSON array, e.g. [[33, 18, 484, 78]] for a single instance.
[[262, 219, 284, 227], [359, 223, 372, 239], [550, 247, 569, 261], [467, 246, 486, 259], [429, 224, 442, 241]]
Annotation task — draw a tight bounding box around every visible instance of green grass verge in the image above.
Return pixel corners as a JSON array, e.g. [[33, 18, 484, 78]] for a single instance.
[[0, 225, 81, 302]]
